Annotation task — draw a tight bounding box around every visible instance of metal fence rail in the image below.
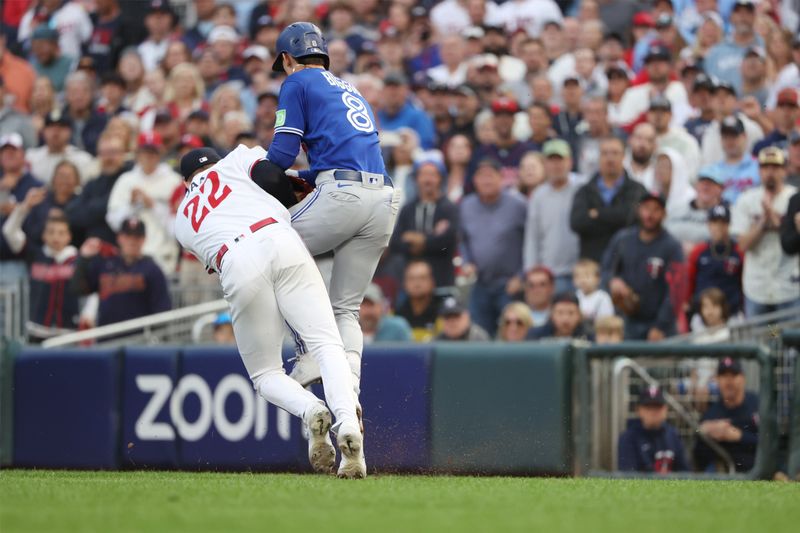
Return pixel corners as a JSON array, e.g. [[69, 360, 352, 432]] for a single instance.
[[0, 280, 29, 343]]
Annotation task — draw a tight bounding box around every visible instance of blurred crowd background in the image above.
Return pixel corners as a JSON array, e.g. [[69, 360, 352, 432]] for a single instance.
[[1, 0, 799, 347]]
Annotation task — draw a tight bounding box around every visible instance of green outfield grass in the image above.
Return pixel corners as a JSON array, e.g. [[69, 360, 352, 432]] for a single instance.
[[1, 470, 798, 533]]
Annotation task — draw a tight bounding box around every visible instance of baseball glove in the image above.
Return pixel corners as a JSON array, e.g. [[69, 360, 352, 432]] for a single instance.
[[288, 174, 314, 202], [612, 290, 641, 316]]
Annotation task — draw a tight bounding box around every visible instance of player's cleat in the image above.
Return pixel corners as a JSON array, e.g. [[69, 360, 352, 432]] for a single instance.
[[304, 403, 335, 474], [356, 403, 364, 435], [289, 353, 322, 388], [336, 421, 367, 479]]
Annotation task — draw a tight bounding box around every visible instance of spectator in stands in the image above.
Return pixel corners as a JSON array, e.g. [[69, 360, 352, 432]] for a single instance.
[[552, 76, 583, 159], [389, 158, 459, 288], [684, 73, 716, 144], [86, 0, 140, 74], [459, 158, 526, 336], [701, 82, 764, 167], [378, 72, 436, 150], [497, 301, 534, 342], [594, 315, 625, 344], [207, 25, 247, 85], [618, 385, 688, 473], [752, 89, 799, 156], [0, 34, 36, 113], [524, 266, 555, 328], [690, 287, 733, 339], [694, 357, 759, 472], [523, 139, 580, 293], [526, 292, 589, 341], [0, 133, 43, 269], [614, 43, 688, 129], [72, 217, 171, 327], [666, 166, 726, 254], [435, 296, 490, 342], [18, 0, 93, 61], [732, 147, 799, 317], [574, 258, 614, 323], [106, 131, 181, 274], [62, 71, 108, 155], [525, 101, 555, 152], [29, 26, 73, 93], [517, 151, 546, 198], [571, 137, 647, 263], [605, 64, 630, 127], [575, 96, 623, 180], [0, 76, 36, 148], [26, 111, 97, 186], [359, 283, 413, 344], [97, 73, 129, 116], [2, 208, 79, 341], [395, 259, 441, 343], [786, 131, 800, 189], [23, 160, 81, 246], [704, 0, 760, 94], [470, 97, 534, 190], [625, 123, 658, 189], [603, 193, 684, 340], [687, 204, 745, 318], [648, 95, 701, 180], [212, 313, 235, 344], [138, 0, 176, 72], [709, 116, 761, 205], [66, 133, 132, 247], [739, 46, 769, 107]]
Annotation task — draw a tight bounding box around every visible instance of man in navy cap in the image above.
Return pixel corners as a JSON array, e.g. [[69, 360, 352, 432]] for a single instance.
[[694, 357, 759, 472], [602, 192, 684, 340], [686, 202, 744, 318], [435, 296, 489, 341], [707, 116, 760, 205], [618, 384, 688, 473]]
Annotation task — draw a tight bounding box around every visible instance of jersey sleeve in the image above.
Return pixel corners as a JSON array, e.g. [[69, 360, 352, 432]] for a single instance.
[[274, 80, 307, 138]]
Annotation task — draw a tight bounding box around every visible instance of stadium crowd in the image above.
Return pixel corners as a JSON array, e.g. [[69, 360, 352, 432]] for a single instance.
[[0, 0, 799, 348]]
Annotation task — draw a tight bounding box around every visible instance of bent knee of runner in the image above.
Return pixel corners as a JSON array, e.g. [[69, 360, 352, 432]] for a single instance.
[[251, 366, 287, 392]]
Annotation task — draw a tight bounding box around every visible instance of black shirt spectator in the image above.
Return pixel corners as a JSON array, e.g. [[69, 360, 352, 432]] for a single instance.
[[526, 292, 589, 340], [72, 218, 170, 327], [603, 193, 685, 340], [570, 137, 647, 262], [389, 158, 458, 287], [65, 134, 131, 246], [394, 259, 441, 342], [694, 358, 759, 473], [62, 71, 108, 156]]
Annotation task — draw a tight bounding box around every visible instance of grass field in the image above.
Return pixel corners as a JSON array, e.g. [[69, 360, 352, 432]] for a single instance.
[[1, 470, 799, 533]]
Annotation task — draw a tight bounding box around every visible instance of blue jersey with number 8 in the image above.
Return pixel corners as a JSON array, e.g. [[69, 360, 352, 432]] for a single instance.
[[272, 68, 386, 177]]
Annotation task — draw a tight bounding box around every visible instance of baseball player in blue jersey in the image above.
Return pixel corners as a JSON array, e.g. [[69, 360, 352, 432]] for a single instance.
[[265, 23, 400, 416]]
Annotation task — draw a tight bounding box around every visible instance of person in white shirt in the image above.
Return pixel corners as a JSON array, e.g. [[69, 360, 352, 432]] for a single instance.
[[174, 146, 365, 478], [730, 147, 799, 317], [613, 44, 689, 129], [18, 0, 92, 60], [106, 131, 181, 274], [25, 111, 97, 185], [647, 95, 701, 181], [137, 1, 177, 72], [573, 258, 615, 322], [766, 36, 800, 109], [426, 34, 468, 88], [430, 0, 502, 35], [625, 123, 658, 190], [496, 0, 563, 38]]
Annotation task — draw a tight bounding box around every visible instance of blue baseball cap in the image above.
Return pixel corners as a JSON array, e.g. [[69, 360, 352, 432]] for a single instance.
[[697, 165, 724, 186], [639, 385, 666, 406], [213, 313, 232, 327]]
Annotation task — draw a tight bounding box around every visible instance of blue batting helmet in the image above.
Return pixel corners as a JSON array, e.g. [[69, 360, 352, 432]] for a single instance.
[[271, 22, 329, 72]]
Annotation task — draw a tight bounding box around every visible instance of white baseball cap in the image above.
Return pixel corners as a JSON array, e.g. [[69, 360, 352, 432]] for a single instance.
[[0, 132, 23, 149], [243, 45, 271, 62], [208, 25, 239, 44]]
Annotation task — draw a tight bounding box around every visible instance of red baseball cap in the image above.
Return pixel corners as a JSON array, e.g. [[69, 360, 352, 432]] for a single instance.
[[777, 88, 798, 107], [491, 97, 519, 114], [179, 133, 204, 149], [633, 12, 655, 28], [137, 131, 164, 151]]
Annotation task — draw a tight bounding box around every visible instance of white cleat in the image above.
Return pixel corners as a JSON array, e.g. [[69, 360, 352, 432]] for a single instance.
[[336, 422, 367, 479], [304, 403, 335, 474]]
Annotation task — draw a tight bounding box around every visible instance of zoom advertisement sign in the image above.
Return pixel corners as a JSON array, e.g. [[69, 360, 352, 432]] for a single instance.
[[122, 347, 303, 470]]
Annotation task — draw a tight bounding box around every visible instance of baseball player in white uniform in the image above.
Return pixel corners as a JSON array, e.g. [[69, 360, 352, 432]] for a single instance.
[[174, 146, 366, 478], [266, 23, 401, 416]]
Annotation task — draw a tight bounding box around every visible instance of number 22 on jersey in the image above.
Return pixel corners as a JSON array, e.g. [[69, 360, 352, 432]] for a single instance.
[[183, 170, 232, 232]]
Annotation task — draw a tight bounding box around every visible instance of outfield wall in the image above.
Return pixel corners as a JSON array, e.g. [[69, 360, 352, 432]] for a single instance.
[[3, 343, 575, 474]]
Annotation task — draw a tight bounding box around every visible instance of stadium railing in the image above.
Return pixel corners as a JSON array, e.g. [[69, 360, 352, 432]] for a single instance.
[[40, 299, 228, 348], [0, 280, 29, 343], [779, 330, 800, 480], [574, 343, 778, 480]]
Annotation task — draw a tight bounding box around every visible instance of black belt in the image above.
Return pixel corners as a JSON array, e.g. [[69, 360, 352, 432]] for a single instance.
[[333, 170, 393, 188]]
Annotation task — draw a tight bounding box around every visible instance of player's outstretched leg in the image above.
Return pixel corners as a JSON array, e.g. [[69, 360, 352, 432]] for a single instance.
[[303, 401, 336, 474]]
